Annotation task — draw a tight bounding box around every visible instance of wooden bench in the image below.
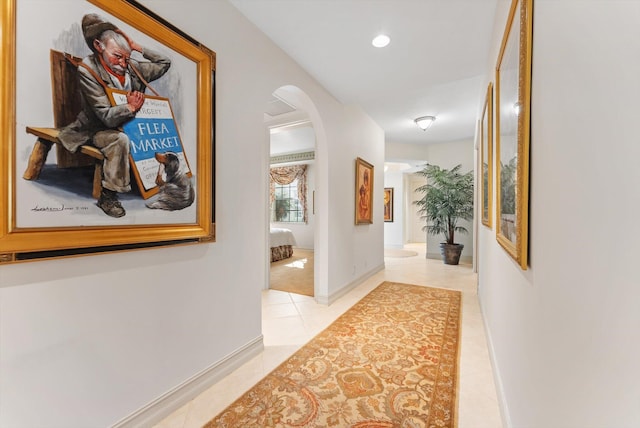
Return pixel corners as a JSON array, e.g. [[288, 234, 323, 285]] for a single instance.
[[23, 126, 104, 199], [22, 50, 105, 199]]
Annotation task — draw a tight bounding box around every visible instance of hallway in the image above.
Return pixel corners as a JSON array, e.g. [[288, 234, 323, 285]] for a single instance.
[[156, 244, 502, 427]]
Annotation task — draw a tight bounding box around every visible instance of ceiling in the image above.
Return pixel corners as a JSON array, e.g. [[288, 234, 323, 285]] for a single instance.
[[229, 0, 498, 147], [270, 123, 316, 156]]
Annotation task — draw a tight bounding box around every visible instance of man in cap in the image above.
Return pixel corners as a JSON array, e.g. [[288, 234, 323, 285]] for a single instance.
[[58, 13, 171, 218]]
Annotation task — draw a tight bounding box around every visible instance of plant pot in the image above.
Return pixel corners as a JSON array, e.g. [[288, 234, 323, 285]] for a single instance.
[[439, 243, 464, 265]]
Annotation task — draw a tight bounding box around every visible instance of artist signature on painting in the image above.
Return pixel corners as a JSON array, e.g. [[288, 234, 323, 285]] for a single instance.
[[31, 205, 89, 212]]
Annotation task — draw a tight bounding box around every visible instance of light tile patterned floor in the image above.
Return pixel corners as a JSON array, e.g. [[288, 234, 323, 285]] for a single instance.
[[155, 243, 503, 428]]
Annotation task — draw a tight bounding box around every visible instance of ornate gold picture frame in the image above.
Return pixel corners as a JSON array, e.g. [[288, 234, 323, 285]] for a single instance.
[[495, 0, 532, 269], [383, 187, 393, 222], [0, 0, 215, 262], [355, 157, 374, 225], [481, 82, 493, 229]]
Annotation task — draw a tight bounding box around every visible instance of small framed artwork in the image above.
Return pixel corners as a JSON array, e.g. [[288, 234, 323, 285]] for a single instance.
[[0, 0, 215, 263], [355, 157, 374, 224], [383, 187, 394, 222], [481, 82, 493, 228], [495, 0, 533, 270]]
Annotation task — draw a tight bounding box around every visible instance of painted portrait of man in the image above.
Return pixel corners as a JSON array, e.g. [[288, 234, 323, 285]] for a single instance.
[[15, 2, 201, 228]]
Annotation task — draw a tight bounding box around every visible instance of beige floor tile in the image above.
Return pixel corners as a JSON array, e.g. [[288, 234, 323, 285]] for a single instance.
[[152, 401, 189, 428], [261, 289, 293, 304], [289, 293, 315, 303], [260, 344, 300, 371], [262, 316, 308, 347], [261, 302, 300, 319]]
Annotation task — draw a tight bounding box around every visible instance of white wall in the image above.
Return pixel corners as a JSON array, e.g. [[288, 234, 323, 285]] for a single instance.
[[386, 141, 428, 164], [406, 172, 428, 243], [385, 141, 427, 246], [0, 1, 384, 426], [326, 105, 385, 299], [478, 1, 640, 427]]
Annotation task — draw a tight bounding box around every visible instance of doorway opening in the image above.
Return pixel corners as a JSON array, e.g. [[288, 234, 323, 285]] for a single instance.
[[382, 162, 427, 253], [266, 90, 316, 297]]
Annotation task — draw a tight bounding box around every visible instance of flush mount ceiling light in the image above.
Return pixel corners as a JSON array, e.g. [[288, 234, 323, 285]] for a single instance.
[[372, 34, 390, 48], [414, 115, 436, 131]]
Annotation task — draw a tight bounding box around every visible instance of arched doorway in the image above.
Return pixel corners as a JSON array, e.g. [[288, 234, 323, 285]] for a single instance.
[[265, 85, 328, 302]]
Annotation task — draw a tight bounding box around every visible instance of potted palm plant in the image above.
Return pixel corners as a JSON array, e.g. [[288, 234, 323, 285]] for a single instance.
[[413, 163, 474, 265]]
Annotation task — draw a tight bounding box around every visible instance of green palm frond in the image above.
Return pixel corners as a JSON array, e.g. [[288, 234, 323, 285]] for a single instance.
[[413, 163, 474, 244]]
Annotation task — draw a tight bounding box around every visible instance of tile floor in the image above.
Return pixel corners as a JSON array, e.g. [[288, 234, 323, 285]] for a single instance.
[[155, 243, 503, 428]]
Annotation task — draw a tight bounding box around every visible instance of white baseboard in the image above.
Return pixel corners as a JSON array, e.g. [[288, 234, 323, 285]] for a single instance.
[[316, 262, 385, 306], [478, 298, 512, 428], [111, 336, 264, 428]]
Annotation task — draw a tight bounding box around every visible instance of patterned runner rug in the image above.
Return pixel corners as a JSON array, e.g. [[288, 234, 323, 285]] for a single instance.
[[205, 281, 461, 427]]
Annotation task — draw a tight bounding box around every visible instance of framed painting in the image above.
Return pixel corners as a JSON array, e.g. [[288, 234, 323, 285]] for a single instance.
[[495, 0, 532, 270], [355, 157, 374, 225], [383, 187, 393, 222], [481, 82, 493, 229], [0, 0, 215, 263]]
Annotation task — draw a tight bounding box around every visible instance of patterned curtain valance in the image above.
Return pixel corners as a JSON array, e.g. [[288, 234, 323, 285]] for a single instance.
[[270, 165, 307, 185], [270, 165, 308, 223]]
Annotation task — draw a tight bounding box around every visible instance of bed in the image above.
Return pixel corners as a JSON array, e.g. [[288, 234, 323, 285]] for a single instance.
[[270, 227, 297, 262]]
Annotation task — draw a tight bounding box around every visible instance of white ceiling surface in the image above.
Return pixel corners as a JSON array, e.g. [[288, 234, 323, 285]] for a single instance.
[[230, 0, 498, 146], [271, 125, 316, 155]]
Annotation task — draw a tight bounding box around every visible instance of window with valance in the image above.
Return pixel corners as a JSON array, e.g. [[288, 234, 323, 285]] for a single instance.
[[269, 165, 308, 223]]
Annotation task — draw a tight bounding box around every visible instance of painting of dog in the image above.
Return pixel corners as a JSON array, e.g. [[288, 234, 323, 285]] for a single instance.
[[145, 151, 194, 211]]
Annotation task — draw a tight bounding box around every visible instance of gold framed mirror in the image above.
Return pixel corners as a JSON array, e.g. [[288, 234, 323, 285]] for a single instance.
[[481, 82, 493, 229], [495, 0, 533, 269]]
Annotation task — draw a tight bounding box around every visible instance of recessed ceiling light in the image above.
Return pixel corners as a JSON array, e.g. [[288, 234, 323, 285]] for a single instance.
[[372, 34, 390, 48]]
